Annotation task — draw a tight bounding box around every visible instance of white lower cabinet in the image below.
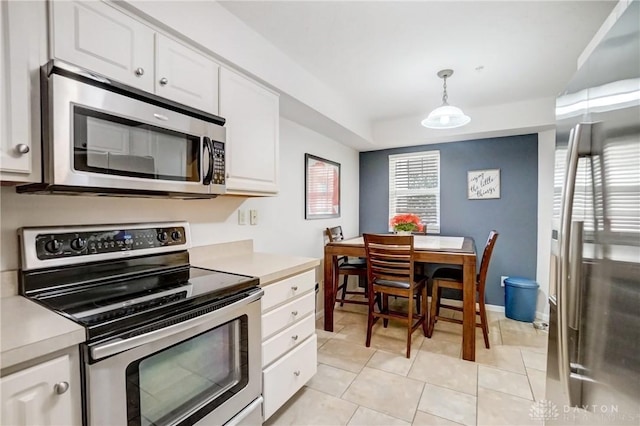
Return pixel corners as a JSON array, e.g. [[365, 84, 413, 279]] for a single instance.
[[263, 334, 317, 420], [0, 350, 81, 426], [261, 270, 317, 421]]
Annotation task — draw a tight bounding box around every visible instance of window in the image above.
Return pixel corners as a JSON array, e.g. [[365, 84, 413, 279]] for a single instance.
[[389, 151, 440, 233]]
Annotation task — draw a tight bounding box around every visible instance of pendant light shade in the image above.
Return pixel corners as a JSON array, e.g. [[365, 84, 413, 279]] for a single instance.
[[421, 69, 470, 129]]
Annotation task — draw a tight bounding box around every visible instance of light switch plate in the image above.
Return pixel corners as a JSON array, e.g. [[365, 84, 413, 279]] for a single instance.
[[249, 209, 258, 225], [238, 210, 247, 225], [501, 276, 508, 287]]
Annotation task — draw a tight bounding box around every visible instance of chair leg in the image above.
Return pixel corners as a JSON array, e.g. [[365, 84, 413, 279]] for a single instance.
[[428, 280, 439, 337], [479, 297, 490, 349], [339, 275, 348, 307], [406, 290, 414, 358], [421, 285, 429, 337], [382, 294, 389, 328], [366, 291, 375, 348]]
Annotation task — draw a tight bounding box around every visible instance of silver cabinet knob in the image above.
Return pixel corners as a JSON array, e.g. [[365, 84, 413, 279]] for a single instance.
[[291, 286, 298, 291], [291, 311, 298, 316], [54, 381, 69, 395], [293, 370, 301, 377], [291, 335, 299, 341], [159, 77, 168, 86], [135, 67, 145, 76], [15, 144, 29, 155]]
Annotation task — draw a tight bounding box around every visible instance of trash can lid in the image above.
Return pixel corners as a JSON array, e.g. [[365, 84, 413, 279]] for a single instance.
[[504, 277, 539, 289]]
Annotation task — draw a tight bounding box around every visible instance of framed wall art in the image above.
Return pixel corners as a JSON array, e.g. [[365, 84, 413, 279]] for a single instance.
[[468, 169, 500, 199], [305, 154, 340, 219]]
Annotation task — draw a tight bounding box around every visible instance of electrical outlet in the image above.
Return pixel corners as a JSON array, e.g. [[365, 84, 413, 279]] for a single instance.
[[249, 209, 258, 225], [238, 210, 246, 225], [501, 275, 508, 287]]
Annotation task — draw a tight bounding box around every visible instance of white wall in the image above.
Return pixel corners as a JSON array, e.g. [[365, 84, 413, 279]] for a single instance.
[[0, 118, 359, 271], [536, 129, 556, 320]]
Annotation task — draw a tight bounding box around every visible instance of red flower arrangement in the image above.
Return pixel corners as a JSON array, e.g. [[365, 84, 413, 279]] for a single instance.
[[390, 213, 424, 232]]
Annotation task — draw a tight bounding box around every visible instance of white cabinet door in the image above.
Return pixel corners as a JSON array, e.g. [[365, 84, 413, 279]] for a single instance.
[[219, 67, 279, 194], [1, 354, 79, 426], [155, 34, 219, 114], [51, 0, 154, 92], [0, 0, 46, 182]]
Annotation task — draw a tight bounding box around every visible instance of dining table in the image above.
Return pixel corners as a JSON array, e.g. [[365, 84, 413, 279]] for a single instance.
[[323, 234, 478, 361]]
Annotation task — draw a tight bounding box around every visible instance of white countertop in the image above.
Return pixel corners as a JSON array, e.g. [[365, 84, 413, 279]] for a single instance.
[[1, 296, 85, 370], [191, 252, 319, 286]]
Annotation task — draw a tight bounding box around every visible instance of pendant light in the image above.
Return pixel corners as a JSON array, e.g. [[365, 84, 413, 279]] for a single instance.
[[421, 69, 470, 129]]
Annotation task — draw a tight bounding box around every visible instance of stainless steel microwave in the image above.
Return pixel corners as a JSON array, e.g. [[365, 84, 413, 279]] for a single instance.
[[18, 61, 226, 198]]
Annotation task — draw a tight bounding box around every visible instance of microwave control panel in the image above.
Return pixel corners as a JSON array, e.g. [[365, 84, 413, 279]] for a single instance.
[[212, 141, 225, 185], [34, 225, 187, 259]]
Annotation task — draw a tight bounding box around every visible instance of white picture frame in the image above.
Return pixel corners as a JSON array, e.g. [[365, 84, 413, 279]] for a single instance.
[[468, 169, 500, 199]]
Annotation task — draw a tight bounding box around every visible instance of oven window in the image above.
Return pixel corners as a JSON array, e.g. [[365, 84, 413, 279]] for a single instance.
[[125, 316, 248, 426], [73, 106, 201, 182]]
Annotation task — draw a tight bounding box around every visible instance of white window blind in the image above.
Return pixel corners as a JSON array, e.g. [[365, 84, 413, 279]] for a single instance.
[[388, 151, 440, 233]]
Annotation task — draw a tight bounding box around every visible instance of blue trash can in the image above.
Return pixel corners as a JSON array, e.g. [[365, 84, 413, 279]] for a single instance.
[[504, 277, 539, 322]]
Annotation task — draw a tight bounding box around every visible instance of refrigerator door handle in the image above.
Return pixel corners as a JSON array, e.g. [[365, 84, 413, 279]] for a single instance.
[[558, 122, 591, 405], [568, 221, 584, 331]]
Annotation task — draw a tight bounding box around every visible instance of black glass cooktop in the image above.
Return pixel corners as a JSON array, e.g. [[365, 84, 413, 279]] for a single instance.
[[20, 251, 259, 342]]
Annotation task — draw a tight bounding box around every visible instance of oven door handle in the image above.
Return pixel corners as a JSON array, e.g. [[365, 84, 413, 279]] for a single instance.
[[90, 289, 263, 361]]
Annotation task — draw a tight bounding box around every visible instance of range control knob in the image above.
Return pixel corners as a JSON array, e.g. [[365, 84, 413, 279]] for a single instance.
[[70, 238, 87, 251], [157, 231, 169, 243], [44, 239, 62, 254], [171, 230, 182, 241]]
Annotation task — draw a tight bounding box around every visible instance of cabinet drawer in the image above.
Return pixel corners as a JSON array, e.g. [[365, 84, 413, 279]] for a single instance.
[[263, 334, 317, 421], [262, 270, 315, 312], [262, 292, 315, 340], [262, 314, 315, 367]]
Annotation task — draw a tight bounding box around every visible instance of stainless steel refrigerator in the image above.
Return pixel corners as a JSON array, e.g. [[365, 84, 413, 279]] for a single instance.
[[546, 1, 640, 425]]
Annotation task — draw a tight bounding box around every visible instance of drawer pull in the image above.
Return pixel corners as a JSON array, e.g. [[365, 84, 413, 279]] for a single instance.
[[291, 334, 299, 341], [291, 286, 298, 291], [291, 310, 298, 316], [293, 370, 301, 377]]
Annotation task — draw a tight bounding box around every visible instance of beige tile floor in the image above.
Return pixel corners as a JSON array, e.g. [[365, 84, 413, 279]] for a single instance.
[[265, 300, 548, 426]]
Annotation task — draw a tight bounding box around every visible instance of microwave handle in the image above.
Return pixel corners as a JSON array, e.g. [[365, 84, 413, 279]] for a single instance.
[[203, 136, 214, 185]]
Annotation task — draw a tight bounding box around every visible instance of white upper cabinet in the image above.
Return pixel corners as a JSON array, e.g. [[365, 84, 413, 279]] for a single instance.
[[0, 0, 46, 182], [219, 67, 279, 195], [50, 1, 219, 115], [155, 34, 219, 115], [51, 0, 155, 92]]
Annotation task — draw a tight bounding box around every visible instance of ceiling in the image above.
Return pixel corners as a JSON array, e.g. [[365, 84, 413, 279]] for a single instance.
[[218, 1, 616, 126]]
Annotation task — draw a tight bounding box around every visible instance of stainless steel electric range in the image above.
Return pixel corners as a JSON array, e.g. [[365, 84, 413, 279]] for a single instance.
[[19, 222, 263, 426]]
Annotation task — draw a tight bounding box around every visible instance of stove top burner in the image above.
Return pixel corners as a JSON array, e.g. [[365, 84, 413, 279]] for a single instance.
[[19, 223, 259, 343]]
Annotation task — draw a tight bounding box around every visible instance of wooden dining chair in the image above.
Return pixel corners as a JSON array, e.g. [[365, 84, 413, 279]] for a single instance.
[[427, 230, 499, 349], [325, 226, 369, 307], [363, 234, 428, 358]]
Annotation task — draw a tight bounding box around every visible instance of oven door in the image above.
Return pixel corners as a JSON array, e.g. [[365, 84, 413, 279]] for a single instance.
[[84, 290, 262, 426], [46, 71, 226, 195]]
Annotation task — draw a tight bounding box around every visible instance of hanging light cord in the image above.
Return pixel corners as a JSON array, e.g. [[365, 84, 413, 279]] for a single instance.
[[441, 75, 449, 105]]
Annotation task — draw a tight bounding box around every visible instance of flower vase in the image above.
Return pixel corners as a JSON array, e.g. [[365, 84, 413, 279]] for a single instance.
[[395, 230, 412, 236]]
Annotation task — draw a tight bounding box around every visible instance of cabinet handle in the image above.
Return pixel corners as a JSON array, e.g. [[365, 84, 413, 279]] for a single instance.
[[54, 381, 69, 395], [135, 67, 145, 76], [159, 77, 169, 86], [291, 334, 299, 341], [15, 144, 30, 155], [293, 370, 301, 377], [226, 172, 229, 179], [291, 286, 298, 291], [291, 310, 298, 316]]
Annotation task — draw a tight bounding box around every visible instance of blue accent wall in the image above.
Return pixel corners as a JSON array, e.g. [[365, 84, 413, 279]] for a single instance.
[[359, 134, 538, 306]]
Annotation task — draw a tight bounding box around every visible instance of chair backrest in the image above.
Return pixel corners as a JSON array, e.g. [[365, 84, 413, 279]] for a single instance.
[[363, 234, 415, 289], [477, 230, 499, 295], [325, 226, 345, 243]]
